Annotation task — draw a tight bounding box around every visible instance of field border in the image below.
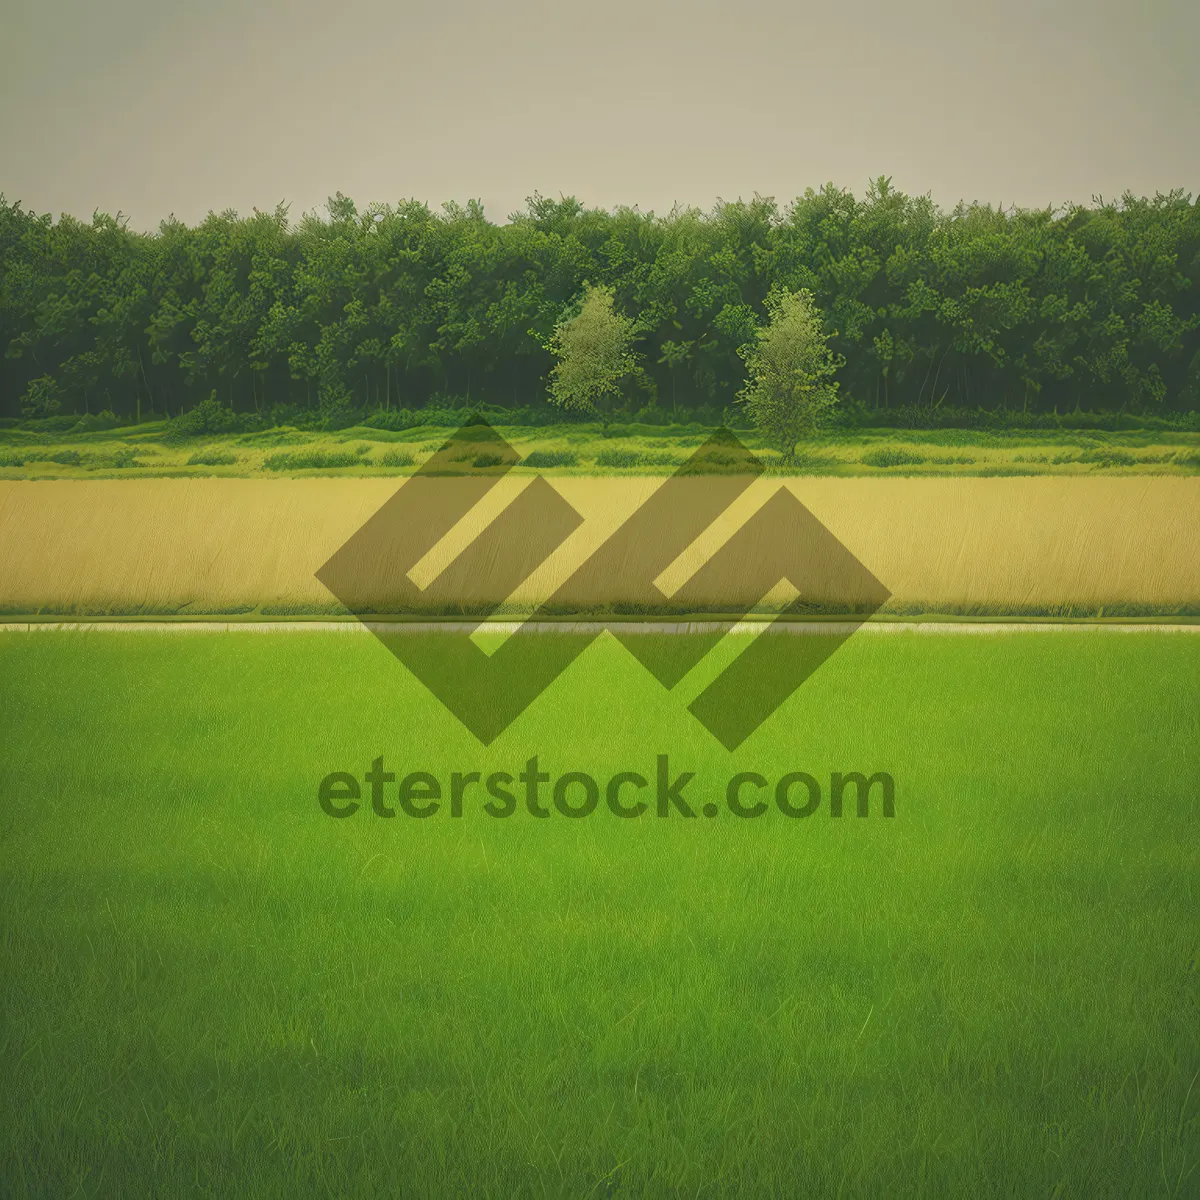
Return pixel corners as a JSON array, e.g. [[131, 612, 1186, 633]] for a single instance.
[[3, 619, 1198, 634]]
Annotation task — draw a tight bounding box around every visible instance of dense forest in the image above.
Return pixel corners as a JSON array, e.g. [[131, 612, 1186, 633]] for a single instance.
[[1, 180, 1198, 425]]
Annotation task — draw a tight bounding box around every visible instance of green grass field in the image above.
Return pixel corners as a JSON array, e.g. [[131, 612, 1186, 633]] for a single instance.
[[0, 419, 1197, 478], [1, 631, 1198, 1197]]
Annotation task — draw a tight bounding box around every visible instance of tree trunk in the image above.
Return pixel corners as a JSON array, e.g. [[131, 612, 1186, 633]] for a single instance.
[[930, 349, 949, 408], [917, 346, 938, 407], [136, 344, 154, 411]]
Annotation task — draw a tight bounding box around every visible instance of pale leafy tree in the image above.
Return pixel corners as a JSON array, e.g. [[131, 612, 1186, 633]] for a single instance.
[[547, 284, 641, 422], [736, 289, 843, 462]]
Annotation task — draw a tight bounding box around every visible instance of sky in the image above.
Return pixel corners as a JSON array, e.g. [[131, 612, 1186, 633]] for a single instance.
[[1, 0, 1197, 230]]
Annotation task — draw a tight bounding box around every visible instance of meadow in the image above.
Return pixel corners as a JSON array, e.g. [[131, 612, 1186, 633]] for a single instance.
[[1, 630, 1197, 1197], [0, 420, 1197, 480]]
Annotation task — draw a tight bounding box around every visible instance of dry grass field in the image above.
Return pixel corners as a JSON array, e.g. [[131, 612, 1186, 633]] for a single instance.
[[1, 475, 1197, 617]]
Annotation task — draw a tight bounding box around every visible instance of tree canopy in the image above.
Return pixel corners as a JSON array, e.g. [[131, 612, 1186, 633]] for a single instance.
[[1, 181, 1197, 423]]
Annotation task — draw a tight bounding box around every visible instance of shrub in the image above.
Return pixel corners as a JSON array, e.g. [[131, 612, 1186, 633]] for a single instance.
[[595, 448, 684, 469], [860, 448, 928, 468], [0, 448, 85, 468], [262, 449, 361, 471], [1078, 449, 1137, 467], [472, 453, 506, 468], [779, 451, 842, 473], [165, 394, 247, 440], [835, 405, 1200, 434], [18, 414, 80, 433], [678, 446, 772, 474], [236, 429, 311, 446], [522, 449, 578, 468], [70, 410, 121, 434], [360, 408, 423, 432], [186, 451, 239, 467], [378, 449, 415, 467], [595, 448, 645, 468], [361, 403, 588, 432], [86, 448, 140, 469], [632, 405, 673, 426], [644, 450, 685, 466], [342, 426, 422, 443]]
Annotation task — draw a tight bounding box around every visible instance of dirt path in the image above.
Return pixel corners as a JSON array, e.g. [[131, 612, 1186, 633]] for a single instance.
[[2, 620, 1196, 634]]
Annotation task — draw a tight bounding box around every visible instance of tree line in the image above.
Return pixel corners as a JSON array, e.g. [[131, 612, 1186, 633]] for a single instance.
[[1, 180, 1197, 424]]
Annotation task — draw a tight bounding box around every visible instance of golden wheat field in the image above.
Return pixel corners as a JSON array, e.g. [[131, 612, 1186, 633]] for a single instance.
[[1, 476, 1197, 617]]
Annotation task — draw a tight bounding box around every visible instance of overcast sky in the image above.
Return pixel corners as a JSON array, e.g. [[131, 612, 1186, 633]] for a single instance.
[[1, 0, 1196, 229]]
